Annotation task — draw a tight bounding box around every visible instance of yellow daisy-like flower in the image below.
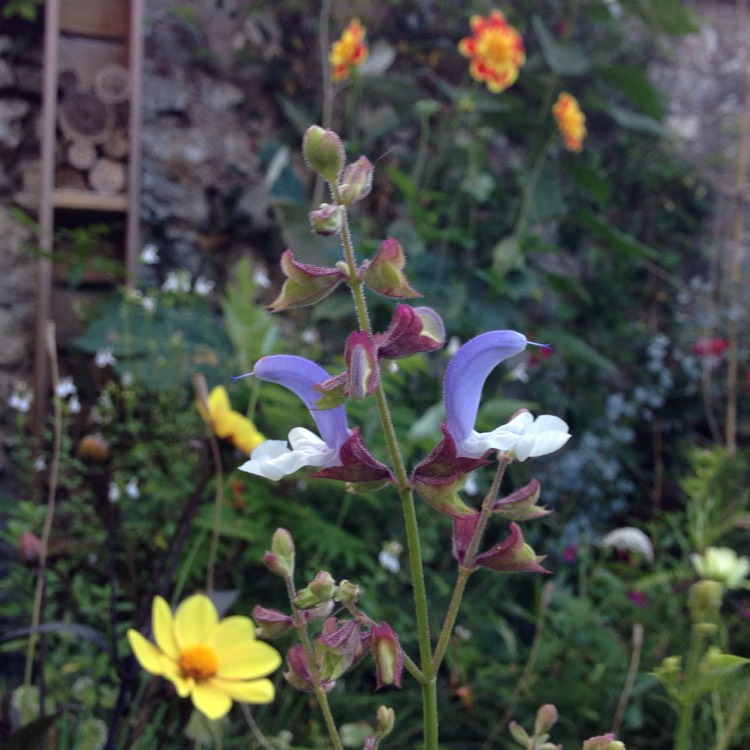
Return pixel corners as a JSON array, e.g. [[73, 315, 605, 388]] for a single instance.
[[197, 385, 266, 455], [458, 10, 525, 94], [330, 18, 369, 83], [127, 594, 282, 720], [552, 92, 587, 152]]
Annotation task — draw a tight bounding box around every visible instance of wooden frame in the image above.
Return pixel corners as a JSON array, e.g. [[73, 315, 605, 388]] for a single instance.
[[33, 0, 144, 436]]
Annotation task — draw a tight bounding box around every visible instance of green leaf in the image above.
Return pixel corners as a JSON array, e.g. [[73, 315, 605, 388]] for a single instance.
[[577, 208, 662, 262], [606, 105, 669, 137], [620, 0, 700, 35], [694, 649, 750, 697], [532, 16, 591, 76], [599, 64, 664, 119], [562, 160, 612, 205], [538, 328, 619, 376]]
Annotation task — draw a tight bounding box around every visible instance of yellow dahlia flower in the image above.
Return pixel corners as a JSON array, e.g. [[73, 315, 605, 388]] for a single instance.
[[197, 385, 265, 455], [127, 594, 281, 720], [330, 19, 368, 83], [552, 92, 587, 152], [458, 10, 525, 94]]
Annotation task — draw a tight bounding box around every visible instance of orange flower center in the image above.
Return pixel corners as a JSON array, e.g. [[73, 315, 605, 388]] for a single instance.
[[477, 29, 513, 67], [179, 644, 219, 681]]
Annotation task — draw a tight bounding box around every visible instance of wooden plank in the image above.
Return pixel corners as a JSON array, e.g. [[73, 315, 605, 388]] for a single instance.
[[60, 0, 128, 39], [54, 189, 128, 212]]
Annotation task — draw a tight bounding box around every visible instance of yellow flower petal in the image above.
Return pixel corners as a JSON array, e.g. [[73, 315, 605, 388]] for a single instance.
[[228, 413, 266, 454], [209, 387, 234, 438], [173, 594, 219, 648], [128, 629, 169, 676], [215, 641, 282, 680], [212, 677, 276, 705], [163, 669, 192, 697], [206, 615, 255, 652], [191, 681, 233, 720], [152, 596, 179, 660]]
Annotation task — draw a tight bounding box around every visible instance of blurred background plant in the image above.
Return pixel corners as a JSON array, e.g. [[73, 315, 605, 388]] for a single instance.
[[1, 0, 749, 748]]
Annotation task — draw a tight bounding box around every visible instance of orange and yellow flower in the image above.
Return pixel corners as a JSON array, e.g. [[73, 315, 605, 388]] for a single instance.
[[330, 19, 368, 83], [197, 385, 265, 455], [458, 10, 525, 94], [552, 92, 587, 152], [127, 594, 281, 720]]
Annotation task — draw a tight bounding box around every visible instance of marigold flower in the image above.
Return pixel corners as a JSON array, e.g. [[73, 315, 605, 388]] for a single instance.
[[553, 92, 587, 151], [330, 19, 368, 83], [458, 10, 525, 94], [127, 594, 281, 720]]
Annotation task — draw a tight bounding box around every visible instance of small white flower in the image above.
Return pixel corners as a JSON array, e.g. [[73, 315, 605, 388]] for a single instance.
[[9, 382, 32, 413], [141, 295, 157, 313], [378, 541, 403, 574], [55, 377, 77, 399], [108, 483, 121, 503], [162, 270, 191, 294], [140, 244, 160, 265], [95, 348, 117, 368], [193, 276, 215, 297], [446, 336, 462, 357], [463, 472, 479, 496], [691, 547, 750, 589], [301, 327, 319, 345], [253, 267, 271, 288], [68, 395, 81, 414], [125, 476, 139, 499], [121, 372, 134, 388], [602, 527, 654, 562], [34, 455, 47, 472]]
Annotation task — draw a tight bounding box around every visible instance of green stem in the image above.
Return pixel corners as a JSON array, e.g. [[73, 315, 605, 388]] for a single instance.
[[24, 322, 62, 687], [334, 189, 438, 749], [432, 457, 509, 672], [284, 577, 345, 750], [710, 676, 750, 750], [675, 627, 708, 750]]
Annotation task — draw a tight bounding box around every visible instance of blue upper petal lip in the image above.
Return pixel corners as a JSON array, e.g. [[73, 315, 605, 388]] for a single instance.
[[443, 331, 527, 446], [252, 355, 350, 451]]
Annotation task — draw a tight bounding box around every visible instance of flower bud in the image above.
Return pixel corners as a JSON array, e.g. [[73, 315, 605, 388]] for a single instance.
[[334, 579, 362, 604], [474, 523, 550, 574], [376, 705, 395, 737], [302, 126, 345, 182], [309, 571, 336, 601], [19, 532, 43, 566], [370, 621, 403, 689], [338, 156, 373, 205], [309, 203, 344, 236], [688, 579, 723, 626], [583, 735, 625, 750], [283, 644, 317, 692], [252, 605, 294, 639], [534, 704, 558, 735], [293, 586, 322, 610], [264, 528, 295, 578]]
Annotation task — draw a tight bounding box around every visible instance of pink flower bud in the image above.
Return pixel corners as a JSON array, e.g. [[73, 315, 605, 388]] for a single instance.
[[309, 571, 336, 601], [339, 156, 373, 205], [19, 532, 43, 566], [534, 704, 558, 735], [370, 621, 403, 689], [309, 203, 344, 236], [252, 605, 294, 639], [264, 528, 295, 578], [283, 644, 317, 692]]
